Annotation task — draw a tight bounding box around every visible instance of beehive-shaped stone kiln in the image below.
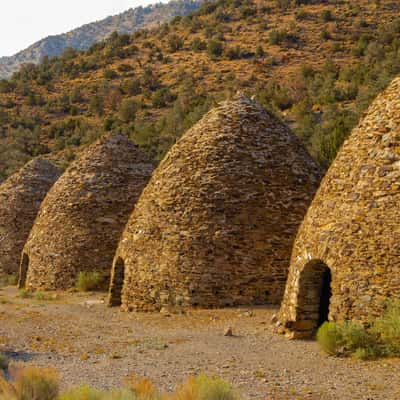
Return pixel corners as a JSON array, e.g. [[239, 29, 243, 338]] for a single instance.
[[277, 76, 400, 338], [20, 134, 154, 290], [0, 159, 60, 276], [108, 95, 322, 309]]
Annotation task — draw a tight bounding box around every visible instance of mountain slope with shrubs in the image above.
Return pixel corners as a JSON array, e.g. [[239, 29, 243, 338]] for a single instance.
[[1, 0, 400, 178], [0, 0, 203, 79]]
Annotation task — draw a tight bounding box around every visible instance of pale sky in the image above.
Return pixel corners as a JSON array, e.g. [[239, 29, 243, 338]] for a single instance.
[[0, 0, 168, 57]]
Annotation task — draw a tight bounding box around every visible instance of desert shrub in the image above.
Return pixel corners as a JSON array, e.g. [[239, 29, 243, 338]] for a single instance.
[[321, 29, 331, 40], [122, 79, 142, 96], [317, 321, 380, 359], [0, 274, 17, 287], [215, 10, 230, 23], [152, 88, 176, 108], [58, 385, 105, 400], [76, 271, 101, 292], [255, 45, 265, 58], [257, 81, 293, 111], [126, 377, 159, 400], [268, 29, 297, 46], [194, 374, 239, 400], [190, 38, 207, 52], [0, 354, 8, 371], [295, 9, 310, 20], [317, 302, 400, 359], [317, 321, 373, 358], [14, 367, 59, 400], [170, 374, 240, 400], [225, 46, 242, 60], [34, 291, 47, 301], [0, 79, 16, 93], [168, 34, 184, 52], [339, 321, 380, 359], [102, 389, 139, 400], [18, 289, 33, 299], [103, 69, 118, 80], [0, 368, 239, 400], [207, 40, 224, 58], [321, 10, 333, 22], [372, 301, 400, 357], [90, 94, 105, 116], [316, 321, 343, 355], [241, 6, 257, 18], [142, 68, 161, 91], [274, 0, 291, 10], [119, 98, 139, 123]]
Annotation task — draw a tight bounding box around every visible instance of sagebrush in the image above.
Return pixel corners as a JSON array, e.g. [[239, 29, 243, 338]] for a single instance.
[[317, 301, 400, 359]]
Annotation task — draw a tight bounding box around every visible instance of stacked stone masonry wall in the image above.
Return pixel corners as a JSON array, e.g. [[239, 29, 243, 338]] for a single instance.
[[23, 134, 154, 290], [115, 95, 322, 311], [0, 159, 60, 276], [278, 76, 400, 338]]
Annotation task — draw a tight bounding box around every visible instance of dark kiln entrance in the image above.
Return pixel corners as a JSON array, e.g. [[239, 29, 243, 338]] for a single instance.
[[18, 253, 29, 289], [297, 260, 332, 333], [108, 257, 125, 306]]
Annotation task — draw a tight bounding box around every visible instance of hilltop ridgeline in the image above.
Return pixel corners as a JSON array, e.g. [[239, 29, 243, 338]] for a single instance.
[[0, 0, 203, 79]]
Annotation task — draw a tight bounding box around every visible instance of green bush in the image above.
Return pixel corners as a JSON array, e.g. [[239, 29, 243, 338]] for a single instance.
[[268, 29, 298, 46], [122, 79, 142, 96], [58, 385, 106, 400], [317, 301, 400, 359], [321, 10, 333, 22], [89, 94, 105, 117], [225, 46, 242, 60], [168, 34, 184, 52], [195, 374, 239, 400], [0, 274, 17, 287], [76, 271, 102, 292], [190, 38, 207, 52], [321, 29, 331, 40], [119, 98, 139, 123], [373, 301, 400, 357], [152, 88, 176, 108], [207, 39, 224, 58], [0, 353, 8, 370], [103, 69, 118, 80], [316, 321, 343, 355], [18, 289, 33, 299]]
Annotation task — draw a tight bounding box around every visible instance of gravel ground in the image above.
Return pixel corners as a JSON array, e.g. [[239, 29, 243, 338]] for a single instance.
[[1, 286, 399, 399]]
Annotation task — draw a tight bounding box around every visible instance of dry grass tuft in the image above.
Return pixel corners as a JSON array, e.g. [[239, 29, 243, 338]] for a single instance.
[[0, 366, 59, 400], [126, 376, 159, 400], [0, 367, 238, 400], [76, 272, 102, 292]]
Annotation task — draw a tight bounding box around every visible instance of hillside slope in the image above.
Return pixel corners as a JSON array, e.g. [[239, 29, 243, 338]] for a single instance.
[[0, 0, 203, 79], [1, 0, 400, 178]]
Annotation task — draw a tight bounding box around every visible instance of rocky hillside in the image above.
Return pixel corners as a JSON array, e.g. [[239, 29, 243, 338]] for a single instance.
[[1, 0, 400, 178], [0, 0, 203, 79]]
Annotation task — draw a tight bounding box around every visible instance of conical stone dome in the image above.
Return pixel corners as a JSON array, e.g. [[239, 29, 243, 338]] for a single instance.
[[278, 76, 400, 338], [0, 158, 60, 276], [109, 95, 322, 310], [21, 134, 154, 290]]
